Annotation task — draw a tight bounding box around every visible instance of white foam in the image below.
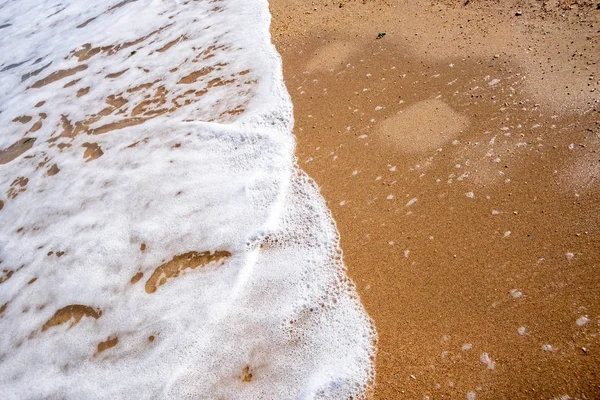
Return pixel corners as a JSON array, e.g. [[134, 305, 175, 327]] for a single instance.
[[406, 197, 418, 207], [510, 289, 522, 298], [542, 344, 554, 352], [0, 0, 375, 398], [480, 352, 496, 370]]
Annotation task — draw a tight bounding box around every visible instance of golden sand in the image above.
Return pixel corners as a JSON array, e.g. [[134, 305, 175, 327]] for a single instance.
[[270, 0, 600, 398]]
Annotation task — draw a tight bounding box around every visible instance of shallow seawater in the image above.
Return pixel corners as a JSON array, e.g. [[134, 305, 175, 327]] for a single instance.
[[0, 0, 375, 398]]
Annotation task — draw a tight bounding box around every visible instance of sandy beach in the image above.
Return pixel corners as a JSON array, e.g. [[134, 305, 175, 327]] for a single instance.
[[0, 0, 599, 397], [269, 0, 600, 398]]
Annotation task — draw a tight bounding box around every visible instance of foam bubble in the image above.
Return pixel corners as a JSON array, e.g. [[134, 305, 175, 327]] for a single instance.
[[542, 344, 554, 352], [480, 352, 496, 370]]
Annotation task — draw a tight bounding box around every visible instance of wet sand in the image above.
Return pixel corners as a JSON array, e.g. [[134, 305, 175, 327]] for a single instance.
[[269, 0, 600, 398]]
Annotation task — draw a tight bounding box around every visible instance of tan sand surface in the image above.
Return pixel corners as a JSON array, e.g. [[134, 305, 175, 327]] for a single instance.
[[270, 0, 600, 398]]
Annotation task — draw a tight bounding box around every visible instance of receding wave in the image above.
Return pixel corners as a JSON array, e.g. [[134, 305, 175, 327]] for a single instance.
[[0, 0, 376, 398]]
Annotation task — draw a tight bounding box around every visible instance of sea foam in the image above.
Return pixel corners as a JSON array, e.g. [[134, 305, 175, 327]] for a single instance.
[[0, 0, 375, 398]]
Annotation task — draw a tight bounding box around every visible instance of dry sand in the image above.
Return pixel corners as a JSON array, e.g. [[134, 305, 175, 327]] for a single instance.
[[269, 0, 600, 398]]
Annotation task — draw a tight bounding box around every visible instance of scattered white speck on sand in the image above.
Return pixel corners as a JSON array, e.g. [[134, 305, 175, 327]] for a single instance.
[[517, 327, 527, 336], [404, 250, 410, 258], [510, 289, 522, 298], [492, 210, 500, 215], [504, 231, 511, 238], [541, 344, 553, 352], [488, 78, 501, 86], [480, 353, 496, 370], [467, 392, 476, 400], [358, 134, 368, 139], [568, 143, 575, 150], [352, 170, 358, 176], [576, 316, 589, 326], [462, 343, 473, 351], [466, 191, 475, 198], [406, 198, 418, 207], [565, 252, 575, 262], [449, 63, 454, 68], [339, 201, 346, 207], [375, 176, 382, 181], [387, 194, 394, 200], [375, 106, 383, 111], [389, 165, 397, 172], [388, 241, 394, 246]]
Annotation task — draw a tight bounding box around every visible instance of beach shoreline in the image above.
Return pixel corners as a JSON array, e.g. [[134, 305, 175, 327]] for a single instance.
[[269, 0, 600, 398]]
